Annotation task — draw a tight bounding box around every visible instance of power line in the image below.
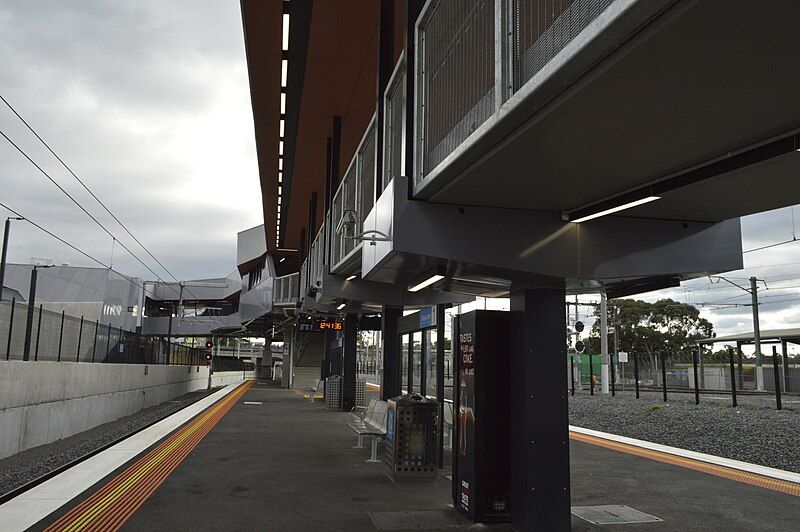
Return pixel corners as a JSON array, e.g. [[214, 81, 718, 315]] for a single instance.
[[0, 201, 230, 331], [0, 92, 188, 287], [0, 126, 229, 329]]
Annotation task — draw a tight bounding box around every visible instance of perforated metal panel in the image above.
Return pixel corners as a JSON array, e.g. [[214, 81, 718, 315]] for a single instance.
[[418, 0, 495, 180], [512, 0, 613, 91], [385, 396, 439, 478], [355, 377, 367, 408], [326, 376, 342, 410]]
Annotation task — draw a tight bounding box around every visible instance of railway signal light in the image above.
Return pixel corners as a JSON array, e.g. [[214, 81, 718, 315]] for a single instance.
[[205, 340, 214, 349]]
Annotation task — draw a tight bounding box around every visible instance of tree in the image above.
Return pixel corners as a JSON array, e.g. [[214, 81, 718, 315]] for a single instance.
[[583, 298, 714, 368]]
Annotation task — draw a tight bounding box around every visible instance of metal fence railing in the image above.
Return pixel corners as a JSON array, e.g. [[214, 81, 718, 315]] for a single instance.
[[382, 54, 406, 192], [414, 0, 618, 186], [567, 351, 799, 410], [273, 272, 299, 306], [0, 298, 205, 365], [330, 113, 377, 270], [417, 0, 495, 179]]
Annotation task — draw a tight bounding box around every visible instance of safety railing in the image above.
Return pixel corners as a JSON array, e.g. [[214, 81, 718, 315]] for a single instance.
[[330, 113, 377, 270], [382, 54, 406, 192], [415, 0, 617, 185], [0, 298, 205, 365], [300, 225, 326, 300], [273, 272, 300, 306]]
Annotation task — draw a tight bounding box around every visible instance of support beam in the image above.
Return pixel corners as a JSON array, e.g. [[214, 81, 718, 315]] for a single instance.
[[342, 313, 358, 410], [510, 283, 570, 531], [381, 306, 402, 400]]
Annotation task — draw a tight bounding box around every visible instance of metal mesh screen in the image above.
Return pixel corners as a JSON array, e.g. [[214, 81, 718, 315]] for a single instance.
[[420, 0, 495, 179], [342, 165, 358, 260], [512, 0, 613, 91], [383, 67, 405, 191]]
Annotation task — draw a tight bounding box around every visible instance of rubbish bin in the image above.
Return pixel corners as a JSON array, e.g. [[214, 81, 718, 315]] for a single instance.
[[326, 376, 342, 409], [385, 393, 439, 480]]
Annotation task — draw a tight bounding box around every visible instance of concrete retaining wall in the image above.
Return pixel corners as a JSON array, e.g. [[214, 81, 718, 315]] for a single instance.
[[0, 361, 252, 459]]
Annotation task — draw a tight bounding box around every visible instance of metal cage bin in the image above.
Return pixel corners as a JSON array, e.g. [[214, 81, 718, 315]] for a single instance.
[[385, 394, 439, 480], [355, 377, 367, 408], [326, 375, 342, 410]]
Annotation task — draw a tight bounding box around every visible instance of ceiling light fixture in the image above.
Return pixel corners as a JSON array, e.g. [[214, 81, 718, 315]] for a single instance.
[[336, 303, 346, 310], [282, 14, 290, 50], [408, 274, 444, 293], [346, 275, 357, 281], [281, 60, 288, 87], [280, 93, 286, 114], [570, 196, 661, 223]]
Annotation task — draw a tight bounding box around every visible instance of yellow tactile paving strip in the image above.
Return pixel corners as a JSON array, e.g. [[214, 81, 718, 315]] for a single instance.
[[45, 381, 253, 532], [570, 430, 800, 497]]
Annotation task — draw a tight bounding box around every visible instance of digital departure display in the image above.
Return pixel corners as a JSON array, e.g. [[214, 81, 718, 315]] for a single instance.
[[317, 320, 343, 331], [298, 318, 343, 332]]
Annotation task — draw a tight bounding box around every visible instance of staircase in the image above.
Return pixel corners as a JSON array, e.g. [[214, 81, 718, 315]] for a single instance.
[[292, 333, 325, 390]]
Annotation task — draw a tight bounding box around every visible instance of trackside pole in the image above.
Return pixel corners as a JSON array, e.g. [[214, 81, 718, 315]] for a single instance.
[[728, 348, 737, 407], [589, 353, 594, 395], [570, 357, 575, 397], [633, 352, 640, 399], [692, 348, 700, 405], [660, 351, 668, 402], [772, 346, 782, 410]]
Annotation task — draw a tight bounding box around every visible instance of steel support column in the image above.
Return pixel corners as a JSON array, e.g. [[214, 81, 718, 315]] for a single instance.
[[381, 305, 402, 400], [436, 304, 445, 468], [510, 283, 570, 531], [342, 313, 358, 411]]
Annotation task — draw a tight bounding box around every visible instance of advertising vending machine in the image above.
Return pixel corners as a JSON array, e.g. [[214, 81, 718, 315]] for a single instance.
[[453, 310, 511, 523]]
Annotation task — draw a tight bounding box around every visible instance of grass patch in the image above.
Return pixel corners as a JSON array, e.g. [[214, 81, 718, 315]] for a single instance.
[[650, 404, 665, 413]]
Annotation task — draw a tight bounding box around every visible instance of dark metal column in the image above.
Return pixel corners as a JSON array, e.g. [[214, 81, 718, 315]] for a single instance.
[[374, 0, 395, 200], [510, 283, 570, 531], [381, 306, 402, 400], [22, 267, 39, 361], [435, 304, 446, 468], [342, 313, 358, 411]]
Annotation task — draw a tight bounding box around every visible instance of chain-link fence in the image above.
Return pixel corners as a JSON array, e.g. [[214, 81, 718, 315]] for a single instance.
[[1, 298, 204, 365]]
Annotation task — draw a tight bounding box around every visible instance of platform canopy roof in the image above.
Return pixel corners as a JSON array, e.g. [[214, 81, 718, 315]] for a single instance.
[[699, 328, 800, 345], [241, 0, 397, 257]]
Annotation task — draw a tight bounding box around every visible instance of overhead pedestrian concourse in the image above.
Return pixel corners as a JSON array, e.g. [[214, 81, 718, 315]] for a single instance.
[[4, 0, 800, 530]]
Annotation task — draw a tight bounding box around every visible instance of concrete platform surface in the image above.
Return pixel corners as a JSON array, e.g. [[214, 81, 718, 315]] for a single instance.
[[34, 381, 800, 531]]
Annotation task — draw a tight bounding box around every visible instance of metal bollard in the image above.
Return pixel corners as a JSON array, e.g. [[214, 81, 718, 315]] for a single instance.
[[772, 346, 782, 411]]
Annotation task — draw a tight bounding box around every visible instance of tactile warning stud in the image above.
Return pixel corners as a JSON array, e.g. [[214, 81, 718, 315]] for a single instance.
[[572, 505, 662, 525], [368, 510, 463, 530]]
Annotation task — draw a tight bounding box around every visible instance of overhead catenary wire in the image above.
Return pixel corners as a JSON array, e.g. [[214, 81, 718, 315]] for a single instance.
[[0, 109, 230, 329], [0, 201, 230, 331], [0, 92, 198, 289]]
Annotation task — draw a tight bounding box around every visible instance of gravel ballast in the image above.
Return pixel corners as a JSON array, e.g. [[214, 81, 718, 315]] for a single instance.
[[569, 390, 800, 473], [0, 388, 217, 498]]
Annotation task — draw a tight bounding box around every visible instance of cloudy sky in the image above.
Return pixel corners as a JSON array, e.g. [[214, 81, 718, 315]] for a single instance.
[[0, 0, 261, 281], [1, 1, 799, 345]]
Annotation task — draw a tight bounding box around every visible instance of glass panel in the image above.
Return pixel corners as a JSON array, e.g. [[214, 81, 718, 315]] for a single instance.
[[412, 331, 423, 394], [359, 128, 376, 220], [424, 329, 438, 398]]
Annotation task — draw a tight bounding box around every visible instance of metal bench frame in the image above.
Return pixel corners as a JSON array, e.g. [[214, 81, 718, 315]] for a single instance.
[[304, 379, 324, 402], [346, 398, 388, 463]]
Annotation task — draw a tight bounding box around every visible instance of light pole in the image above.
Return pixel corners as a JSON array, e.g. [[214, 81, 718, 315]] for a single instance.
[[23, 264, 53, 361], [0, 216, 24, 301]]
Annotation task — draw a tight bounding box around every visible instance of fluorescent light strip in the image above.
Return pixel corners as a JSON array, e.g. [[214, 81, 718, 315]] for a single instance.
[[280, 93, 286, 114], [279, 141, 284, 155], [408, 274, 444, 293], [282, 14, 290, 50], [278, 172, 282, 183], [570, 196, 661, 224], [336, 303, 346, 310], [281, 60, 288, 87], [279, 158, 283, 171], [346, 275, 357, 281], [279, 120, 285, 137]]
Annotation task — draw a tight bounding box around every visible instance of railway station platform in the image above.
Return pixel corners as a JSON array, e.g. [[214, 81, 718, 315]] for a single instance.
[[2, 380, 798, 531]]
